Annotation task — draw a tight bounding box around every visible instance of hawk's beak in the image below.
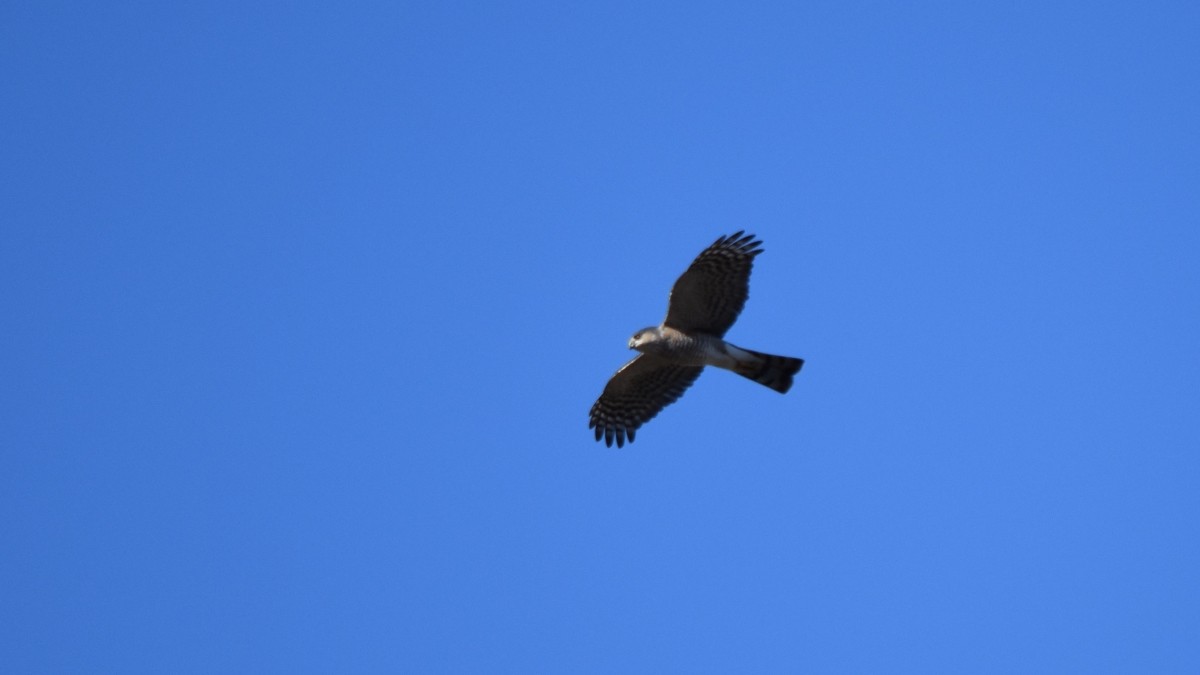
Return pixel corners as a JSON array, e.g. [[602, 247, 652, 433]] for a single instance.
[[627, 338, 636, 349]]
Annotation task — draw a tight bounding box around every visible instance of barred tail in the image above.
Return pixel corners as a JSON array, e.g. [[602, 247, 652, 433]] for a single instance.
[[732, 348, 804, 393]]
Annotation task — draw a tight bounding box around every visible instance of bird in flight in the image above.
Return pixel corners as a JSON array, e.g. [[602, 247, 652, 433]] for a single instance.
[[589, 231, 804, 447]]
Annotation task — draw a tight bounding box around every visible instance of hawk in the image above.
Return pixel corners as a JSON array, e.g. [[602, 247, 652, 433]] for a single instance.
[[589, 231, 804, 447]]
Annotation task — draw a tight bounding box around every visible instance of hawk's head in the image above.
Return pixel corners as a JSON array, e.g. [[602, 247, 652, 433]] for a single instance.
[[628, 326, 663, 352]]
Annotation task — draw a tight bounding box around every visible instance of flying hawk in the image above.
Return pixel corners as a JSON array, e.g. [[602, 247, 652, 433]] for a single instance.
[[589, 232, 804, 447]]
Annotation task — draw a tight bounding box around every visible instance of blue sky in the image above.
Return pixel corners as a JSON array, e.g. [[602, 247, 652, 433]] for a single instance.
[[3, 2, 1199, 672]]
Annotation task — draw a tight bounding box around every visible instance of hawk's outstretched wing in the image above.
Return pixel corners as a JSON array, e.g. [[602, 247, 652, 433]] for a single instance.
[[663, 231, 762, 337], [589, 355, 704, 448]]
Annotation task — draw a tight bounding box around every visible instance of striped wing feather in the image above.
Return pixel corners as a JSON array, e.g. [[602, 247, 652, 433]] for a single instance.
[[663, 231, 762, 337], [589, 355, 703, 448]]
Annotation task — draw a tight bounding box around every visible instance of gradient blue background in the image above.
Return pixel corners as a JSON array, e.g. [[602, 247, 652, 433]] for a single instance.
[[4, 2, 1199, 672]]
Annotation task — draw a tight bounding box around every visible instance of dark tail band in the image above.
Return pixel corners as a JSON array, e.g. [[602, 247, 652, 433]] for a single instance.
[[734, 349, 804, 393]]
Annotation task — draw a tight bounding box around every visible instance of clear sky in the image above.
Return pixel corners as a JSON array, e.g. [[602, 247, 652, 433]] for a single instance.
[[3, 2, 1199, 673]]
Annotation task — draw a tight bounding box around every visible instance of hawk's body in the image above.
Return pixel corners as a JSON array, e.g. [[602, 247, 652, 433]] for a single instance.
[[589, 232, 804, 448]]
